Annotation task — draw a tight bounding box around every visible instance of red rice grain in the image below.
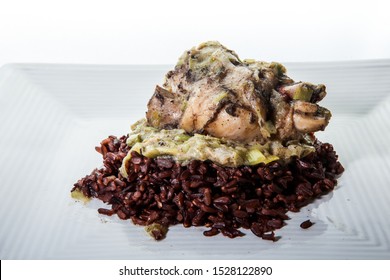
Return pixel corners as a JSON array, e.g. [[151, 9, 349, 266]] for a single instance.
[[72, 135, 344, 241]]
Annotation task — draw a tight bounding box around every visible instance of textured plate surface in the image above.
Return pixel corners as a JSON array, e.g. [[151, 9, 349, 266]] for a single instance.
[[0, 62, 390, 260]]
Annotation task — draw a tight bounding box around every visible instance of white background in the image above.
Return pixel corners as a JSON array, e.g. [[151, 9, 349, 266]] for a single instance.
[[1, 0, 390, 277], [2, 260, 389, 280], [0, 0, 390, 67]]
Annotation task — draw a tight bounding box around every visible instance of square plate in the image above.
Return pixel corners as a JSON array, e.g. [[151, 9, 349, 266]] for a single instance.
[[1, 62, 390, 259]]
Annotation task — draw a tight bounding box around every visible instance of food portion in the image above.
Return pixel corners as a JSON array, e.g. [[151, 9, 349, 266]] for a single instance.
[[147, 41, 330, 143], [120, 118, 314, 170], [72, 42, 344, 241]]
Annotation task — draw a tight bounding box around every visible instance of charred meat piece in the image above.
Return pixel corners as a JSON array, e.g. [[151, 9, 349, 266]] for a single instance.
[[277, 82, 327, 103], [146, 41, 331, 143], [146, 85, 185, 129]]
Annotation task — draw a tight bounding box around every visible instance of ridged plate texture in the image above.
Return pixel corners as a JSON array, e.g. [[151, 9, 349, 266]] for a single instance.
[[0, 62, 389, 259]]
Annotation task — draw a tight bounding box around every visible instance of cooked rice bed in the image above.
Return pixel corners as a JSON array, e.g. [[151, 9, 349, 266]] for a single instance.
[[72, 135, 344, 241]]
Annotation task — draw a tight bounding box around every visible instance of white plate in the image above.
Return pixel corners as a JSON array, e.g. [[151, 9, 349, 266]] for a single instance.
[[1, 62, 390, 260]]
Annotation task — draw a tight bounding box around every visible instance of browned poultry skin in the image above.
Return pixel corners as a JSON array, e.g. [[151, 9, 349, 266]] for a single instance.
[[146, 41, 331, 143]]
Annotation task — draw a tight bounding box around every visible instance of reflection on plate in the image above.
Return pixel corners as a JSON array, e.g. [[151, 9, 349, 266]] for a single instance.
[[0, 62, 389, 259]]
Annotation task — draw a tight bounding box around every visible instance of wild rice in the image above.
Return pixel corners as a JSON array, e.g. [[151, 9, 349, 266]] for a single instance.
[[300, 219, 314, 229], [72, 135, 344, 241]]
